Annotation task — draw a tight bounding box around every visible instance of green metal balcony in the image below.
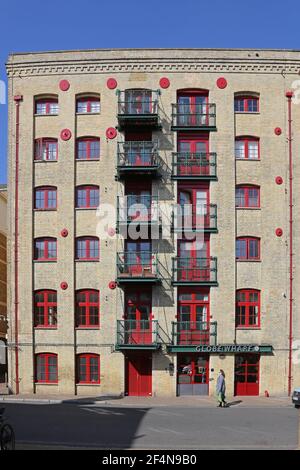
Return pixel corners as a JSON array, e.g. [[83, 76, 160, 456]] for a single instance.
[[117, 141, 160, 177], [168, 321, 218, 352], [116, 320, 160, 350], [117, 90, 161, 130], [172, 204, 217, 233], [171, 103, 217, 131], [172, 257, 218, 286], [117, 251, 161, 284], [172, 152, 217, 180]]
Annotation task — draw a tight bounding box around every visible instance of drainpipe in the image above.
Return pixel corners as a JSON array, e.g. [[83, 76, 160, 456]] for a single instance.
[[285, 90, 293, 396], [13, 94, 22, 394]]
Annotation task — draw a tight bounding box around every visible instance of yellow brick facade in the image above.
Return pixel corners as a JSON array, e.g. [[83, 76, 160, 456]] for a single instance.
[[6, 49, 300, 397]]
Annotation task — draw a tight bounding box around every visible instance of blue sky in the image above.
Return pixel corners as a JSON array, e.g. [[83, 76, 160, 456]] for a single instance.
[[0, 0, 299, 183]]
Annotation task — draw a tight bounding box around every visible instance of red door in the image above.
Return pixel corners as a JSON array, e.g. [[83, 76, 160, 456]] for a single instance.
[[125, 290, 152, 345], [178, 93, 208, 126], [234, 354, 260, 396], [179, 238, 210, 281], [178, 185, 209, 230], [125, 242, 152, 276], [125, 353, 152, 396], [177, 353, 209, 395], [178, 289, 209, 345], [178, 135, 209, 176]]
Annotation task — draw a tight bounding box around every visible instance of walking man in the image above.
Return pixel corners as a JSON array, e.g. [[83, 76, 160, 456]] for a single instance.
[[216, 369, 227, 407]]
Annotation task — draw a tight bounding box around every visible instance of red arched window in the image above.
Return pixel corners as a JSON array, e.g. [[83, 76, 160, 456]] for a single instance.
[[234, 94, 259, 113], [34, 186, 57, 210], [235, 137, 259, 160], [76, 137, 100, 160], [75, 290, 100, 327], [76, 95, 100, 114], [75, 185, 99, 208], [35, 353, 58, 383], [76, 354, 100, 384], [34, 138, 58, 161], [34, 290, 57, 328], [236, 290, 261, 327], [35, 97, 59, 115], [236, 237, 260, 260], [236, 185, 260, 208], [76, 237, 99, 260], [34, 237, 57, 261]]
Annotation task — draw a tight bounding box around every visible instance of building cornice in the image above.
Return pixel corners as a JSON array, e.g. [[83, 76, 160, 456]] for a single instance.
[[6, 49, 300, 77]]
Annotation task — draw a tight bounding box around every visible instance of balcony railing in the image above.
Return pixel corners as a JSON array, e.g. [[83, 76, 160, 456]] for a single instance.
[[172, 204, 217, 233], [117, 141, 160, 175], [117, 196, 160, 231], [171, 321, 217, 346], [117, 251, 160, 283], [172, 257, 218, 285], [116, 320, 160, 349], [117, 90, 161, 129], [172, 152, 217, 179], [171, 103, 216, 129]]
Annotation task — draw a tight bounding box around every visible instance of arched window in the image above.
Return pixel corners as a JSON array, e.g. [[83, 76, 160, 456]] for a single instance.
[[236, 185, 260, 208], [75, 290, 100, 327], [236, 237, 260, 260], [35, 95, 59, 115], [76, 137, 100, 160], [75, 185, 99, 208], [235, 136, 259, 160], [35, 353, 58, 383], [124, 88, 152, 114], [76, 354, 100, 384], [75, 237, 99, 260], [34, 186, 57, 210], [236, 289, 260, 327], [34, 290, 57, 328], [234, 93, 259, 113], [34, 138, 58, 161], [34, 237, 57, 261], [176, 89, 210, 126], [76, 94, 100, 114]]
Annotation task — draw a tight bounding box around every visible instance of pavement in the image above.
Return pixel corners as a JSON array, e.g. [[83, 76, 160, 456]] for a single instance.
[[0, 393, 294, 408]]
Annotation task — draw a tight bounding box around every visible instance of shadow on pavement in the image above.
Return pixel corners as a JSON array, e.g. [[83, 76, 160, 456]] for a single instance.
[[226, 400, 243, 407]]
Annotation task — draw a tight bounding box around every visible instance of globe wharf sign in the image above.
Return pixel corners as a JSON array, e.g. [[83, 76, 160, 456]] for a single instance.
[[195, 344, 272, 353]]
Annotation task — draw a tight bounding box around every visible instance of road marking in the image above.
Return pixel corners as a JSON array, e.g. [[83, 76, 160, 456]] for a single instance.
[[80, 407, 125, 416], [147, 427, 183, 436]]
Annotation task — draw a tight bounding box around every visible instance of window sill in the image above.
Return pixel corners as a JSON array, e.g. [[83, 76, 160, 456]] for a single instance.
[[35, 382, 58, 385], [35, 326, 57, 330], [33, 260, 57, 263], [75, 259, 99, 262], [234, 112, 260, 115], [236, 207, 261, 210], [76, 327, 100, 330], [76, 382, 101, 386], [34, 209, 57, 212], [75, 207, 98, 211], [235, 158, 260, 162], [76, 112, 100, 116], [34, 160, 58, 163], [236, 259, 261, 262], [236, 327, 261, 330], [34, 114, 59, 117], [76, 158, 100, 162]]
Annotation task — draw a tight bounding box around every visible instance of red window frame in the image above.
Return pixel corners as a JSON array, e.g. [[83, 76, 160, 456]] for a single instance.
[[178, 183, 210, 228], [75, 289, 100, 328], [34, 138, 58, 161], [34, 290, 57, 328], [35, 98, 59, 115], [35, 353, 58, 383], [76, 137, 100, 160], [34, 237, 57, 261], [236, 289, 261, 328], [76, 237, 99, 261], [234, 96, 259, 113], [235, 137, 260, 160], [76, 185, 99, 208], [76, 96, 100, 114], [235, 185, 260, 208], [236, 237, 260, 261], [34, 186, 57, 210], [177, 90, 209, 126], [76, 354, 100, 384]]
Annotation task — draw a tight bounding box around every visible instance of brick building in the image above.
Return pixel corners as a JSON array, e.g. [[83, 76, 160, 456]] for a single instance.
[[6, 49, 300, 397]]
